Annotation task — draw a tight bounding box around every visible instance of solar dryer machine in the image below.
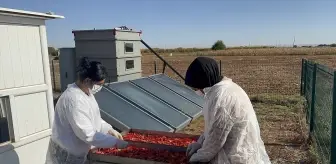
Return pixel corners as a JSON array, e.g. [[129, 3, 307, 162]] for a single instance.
[[59, 28, 204, 133]]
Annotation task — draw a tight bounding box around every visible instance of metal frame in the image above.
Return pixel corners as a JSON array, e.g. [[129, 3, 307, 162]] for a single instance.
[[330, 71, 336, 164], [300, 59, 305, 95], [301, 59, 336, 164], [144, 40, 223, 83], [309, 63, 317, 133], [141, 40, 185, 81]]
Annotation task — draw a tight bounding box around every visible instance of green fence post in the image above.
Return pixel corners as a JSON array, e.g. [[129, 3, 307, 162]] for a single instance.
[[330, 71, 336, 164], [304, 60, 308, 96], [300, 59, 305, 95], [309, 63, 317, 133]]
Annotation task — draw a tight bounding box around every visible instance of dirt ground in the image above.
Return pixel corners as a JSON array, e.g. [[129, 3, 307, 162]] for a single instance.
[[141, 54, 336, 95], [182, 94, 317, 164]]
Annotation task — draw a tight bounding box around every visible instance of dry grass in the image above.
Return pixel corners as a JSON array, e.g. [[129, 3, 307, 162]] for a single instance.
[[142, 47, 336, 56], [188, 47, 336, 56], [141, 45, 282, 54], [142, 54, 336, 95], [181, 94, 318, 164]]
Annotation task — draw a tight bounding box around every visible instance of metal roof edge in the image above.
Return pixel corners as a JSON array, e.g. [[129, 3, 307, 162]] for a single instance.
[[0, 7, 64, 19], [72, 29, 141, 33]]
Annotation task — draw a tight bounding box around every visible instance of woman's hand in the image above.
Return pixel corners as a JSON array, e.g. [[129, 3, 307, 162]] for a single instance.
[[115, 140, 129, 149], [186, 142, 202, 157], [108, 129, 123, 140]]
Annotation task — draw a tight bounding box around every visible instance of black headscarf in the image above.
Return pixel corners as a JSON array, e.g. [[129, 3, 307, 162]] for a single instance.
[[185, 57, 222, 89]]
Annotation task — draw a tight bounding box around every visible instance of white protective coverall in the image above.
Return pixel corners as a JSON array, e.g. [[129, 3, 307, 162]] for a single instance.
[[46, 83, 119, 164], [189, 77, 271, 164]]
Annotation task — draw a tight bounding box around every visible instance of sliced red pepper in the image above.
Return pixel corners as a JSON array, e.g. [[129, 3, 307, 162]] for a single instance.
[[123, 133, 196, 147]]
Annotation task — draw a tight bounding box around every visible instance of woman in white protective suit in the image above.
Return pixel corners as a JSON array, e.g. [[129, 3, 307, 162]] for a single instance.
[[185, 57, 271, 164], [46, 57, 128, 164]]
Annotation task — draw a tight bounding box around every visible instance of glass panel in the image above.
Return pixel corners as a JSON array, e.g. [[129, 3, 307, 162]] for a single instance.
[[107, 82, 191, 129], [149, 74, 205, 107], [95, 87, 173, 132], [131, 78, 202, 117], [124, 43, 134, 53], [125, 60, 134, 70]]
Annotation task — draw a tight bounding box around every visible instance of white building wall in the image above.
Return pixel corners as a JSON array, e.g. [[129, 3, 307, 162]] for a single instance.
[[0, 24, 45, 89], [14, 92, 50, 138], [0, 22, 51, 138], [0, 136, 50, 164], [0, 9, 62, 164]]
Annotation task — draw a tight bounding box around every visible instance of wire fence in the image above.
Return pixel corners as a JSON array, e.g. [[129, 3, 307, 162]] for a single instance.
[[301, 59, 336, 164]]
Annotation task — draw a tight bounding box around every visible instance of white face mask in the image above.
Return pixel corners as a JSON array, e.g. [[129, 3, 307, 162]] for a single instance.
[[203, 87, 211, 94], [195, 90, 204, 97], [90, 84, 103, 95]]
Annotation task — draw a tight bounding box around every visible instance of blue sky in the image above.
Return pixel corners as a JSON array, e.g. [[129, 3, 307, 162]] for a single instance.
[[1, 0, 336, 48]]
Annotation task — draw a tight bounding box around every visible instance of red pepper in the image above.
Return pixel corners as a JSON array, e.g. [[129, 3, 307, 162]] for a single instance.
[[123, 133, 196, 147]]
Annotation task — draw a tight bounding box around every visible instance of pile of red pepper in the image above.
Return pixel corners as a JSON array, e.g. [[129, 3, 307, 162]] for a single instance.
[[96, 146, 188, 164], [123, 132, 196, 147], [94, 132, 198, 163]]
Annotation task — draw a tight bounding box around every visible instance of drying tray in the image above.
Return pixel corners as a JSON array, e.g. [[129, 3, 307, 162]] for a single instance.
[[87, 129, 200, 164]]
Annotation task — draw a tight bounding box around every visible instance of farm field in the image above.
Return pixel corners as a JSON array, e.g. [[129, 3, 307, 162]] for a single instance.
[[51, 53, 336, 95], [51, 47, 336, 94], [141, 47, 336, 57], [141, 53, 336, 95]]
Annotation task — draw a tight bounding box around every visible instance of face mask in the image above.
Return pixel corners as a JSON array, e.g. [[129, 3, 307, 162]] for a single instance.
[[203, 87, 211, 94], [195, 90, 204, 97], [90, 84, 102, 95]]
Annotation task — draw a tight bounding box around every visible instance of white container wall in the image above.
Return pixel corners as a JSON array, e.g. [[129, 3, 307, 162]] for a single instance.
[[0, 7, 63, 164], [72, 29, 142, 83]]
